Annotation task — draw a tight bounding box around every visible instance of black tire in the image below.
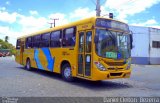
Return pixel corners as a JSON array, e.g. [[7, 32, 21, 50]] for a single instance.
[[25, 59, 32, 71], [62, 64, 74, 82]]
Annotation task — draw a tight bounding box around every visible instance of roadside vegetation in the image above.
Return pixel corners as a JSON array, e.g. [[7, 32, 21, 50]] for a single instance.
[[0, 36, 16, 56]]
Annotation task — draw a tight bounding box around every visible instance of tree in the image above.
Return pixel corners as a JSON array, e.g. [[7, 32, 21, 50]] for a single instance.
[[5, 36, 9, 42], [0, 38, 16, 55]]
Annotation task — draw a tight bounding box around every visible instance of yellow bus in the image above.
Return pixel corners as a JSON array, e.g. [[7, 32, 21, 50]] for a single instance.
[[15, 17, 133, 81]]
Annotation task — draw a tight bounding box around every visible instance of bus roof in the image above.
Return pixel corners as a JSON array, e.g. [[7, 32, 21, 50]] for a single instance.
[[17, 16, 127, 39]]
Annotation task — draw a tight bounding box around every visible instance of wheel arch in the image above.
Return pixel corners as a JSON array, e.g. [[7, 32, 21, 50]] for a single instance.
[[60, 60, 71, 74], [26, 57, 31, 66]]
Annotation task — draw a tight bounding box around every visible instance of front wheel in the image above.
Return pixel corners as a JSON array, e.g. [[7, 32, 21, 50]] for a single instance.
[[62, 64, 74, 82], [25, 59, 32, 71]]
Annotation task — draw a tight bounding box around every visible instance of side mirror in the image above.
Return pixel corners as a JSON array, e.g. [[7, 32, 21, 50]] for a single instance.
[[129, 31, 133, 49]]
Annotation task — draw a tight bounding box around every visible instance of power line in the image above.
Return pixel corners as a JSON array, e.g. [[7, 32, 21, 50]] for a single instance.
[[48, 18, 59, 28]]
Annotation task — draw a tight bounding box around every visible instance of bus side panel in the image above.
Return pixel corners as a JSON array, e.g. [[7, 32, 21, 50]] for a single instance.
[[40, 48, 56, 72], [23, 49, 37, 68], [50, 48, 77, 77], [28, 48, 53, 71], [50, 48, 61, 73], [15, 50, 20, 64]]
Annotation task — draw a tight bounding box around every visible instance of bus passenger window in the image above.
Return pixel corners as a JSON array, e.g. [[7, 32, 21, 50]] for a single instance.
[[41, 32, 50, 47], [50, 30, 61, 47], [79, 32, 84, 52], [32, 35, 41, 48], [63, 27, 76, 47], [25, 37, 32, 49], [86, 31, 92, 53]]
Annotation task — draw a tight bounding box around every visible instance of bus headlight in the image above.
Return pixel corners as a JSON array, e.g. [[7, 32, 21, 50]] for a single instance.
[[126, 60, 131, 70], [94, 61, 106, 71]]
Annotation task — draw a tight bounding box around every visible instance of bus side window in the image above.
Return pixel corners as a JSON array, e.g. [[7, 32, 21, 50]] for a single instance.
[[16, 39, 21, 49], [25, 37, 32, 49], [41, 32, 50, 47], [63, 27, 76, 47], [32, 35, 41, 48], [86, 31, 92, 53], [50, 30, 61, 47]]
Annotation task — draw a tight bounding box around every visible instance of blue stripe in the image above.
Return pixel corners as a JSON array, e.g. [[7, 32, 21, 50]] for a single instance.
[[41, 48, 54, 71], [34, 49, 44, 70]]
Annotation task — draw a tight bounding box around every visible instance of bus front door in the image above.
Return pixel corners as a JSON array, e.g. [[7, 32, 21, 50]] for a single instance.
[[78, 31, 92, 78], [20, 41, 24, 65]]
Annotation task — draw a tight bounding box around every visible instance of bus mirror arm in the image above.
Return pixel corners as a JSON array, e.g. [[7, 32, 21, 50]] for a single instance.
[[129, 31, 133, 49]]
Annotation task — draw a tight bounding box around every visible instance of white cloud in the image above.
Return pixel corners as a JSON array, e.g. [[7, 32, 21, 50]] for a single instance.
[[131, 19, 157, 26], [131, 19, 160, 29], [104, 0, 160, 22], [144, 19, 157, 25], [0, 26, 21, 46], [49, 13, 69, 26], [70, 7, 95, 20], [0, 11, 19, 23], [0, 26, 10, 34], [6, 1, 10, 5], [18, 15, 48, 34], [0, 7, 6, 11], [29, 10, 38, 15], [151, 26, 160, 29]]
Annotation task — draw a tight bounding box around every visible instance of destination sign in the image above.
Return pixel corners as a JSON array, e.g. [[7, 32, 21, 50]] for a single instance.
[[96, 18, 129, 32]]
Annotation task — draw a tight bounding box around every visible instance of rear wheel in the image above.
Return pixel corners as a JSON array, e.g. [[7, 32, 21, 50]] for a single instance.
[[62, 64, 74, 82], [25, 59, 32, 71]]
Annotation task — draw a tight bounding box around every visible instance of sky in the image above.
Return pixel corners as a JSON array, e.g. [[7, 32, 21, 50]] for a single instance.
[[0, 0, 160, 46]]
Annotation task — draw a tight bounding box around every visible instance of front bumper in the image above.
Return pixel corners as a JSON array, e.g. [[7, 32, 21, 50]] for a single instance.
[[92, 69, 131, 81]]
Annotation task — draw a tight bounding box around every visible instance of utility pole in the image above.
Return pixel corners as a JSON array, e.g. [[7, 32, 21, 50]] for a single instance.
[[96, 0, 101, 16], [48, 18, 59, 28]]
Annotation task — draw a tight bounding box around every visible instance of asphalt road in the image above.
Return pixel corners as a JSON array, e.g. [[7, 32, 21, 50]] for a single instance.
[[0, 57, 160, 97]]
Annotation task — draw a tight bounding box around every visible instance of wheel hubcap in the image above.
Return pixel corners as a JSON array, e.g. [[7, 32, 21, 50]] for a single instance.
[[64, 67, 71, 78]]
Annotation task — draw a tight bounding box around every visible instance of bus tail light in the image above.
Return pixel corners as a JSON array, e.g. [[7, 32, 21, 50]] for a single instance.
[[94, 61, 106, 71]]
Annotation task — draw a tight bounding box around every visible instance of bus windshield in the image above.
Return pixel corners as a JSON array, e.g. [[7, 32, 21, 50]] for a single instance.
[[95, 29, 131, 59]]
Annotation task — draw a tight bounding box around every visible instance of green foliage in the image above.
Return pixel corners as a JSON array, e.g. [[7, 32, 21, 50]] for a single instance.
[[0, 38, 16, 55]]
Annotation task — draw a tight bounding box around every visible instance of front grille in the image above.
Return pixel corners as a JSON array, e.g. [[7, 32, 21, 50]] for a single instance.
[[110, 73, 122, 76], [108, 68, 123, 70], [105, 62, 125, 66]]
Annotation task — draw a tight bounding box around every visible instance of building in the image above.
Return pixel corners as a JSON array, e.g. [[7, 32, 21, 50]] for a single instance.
[[129, 26, 160, 65]]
